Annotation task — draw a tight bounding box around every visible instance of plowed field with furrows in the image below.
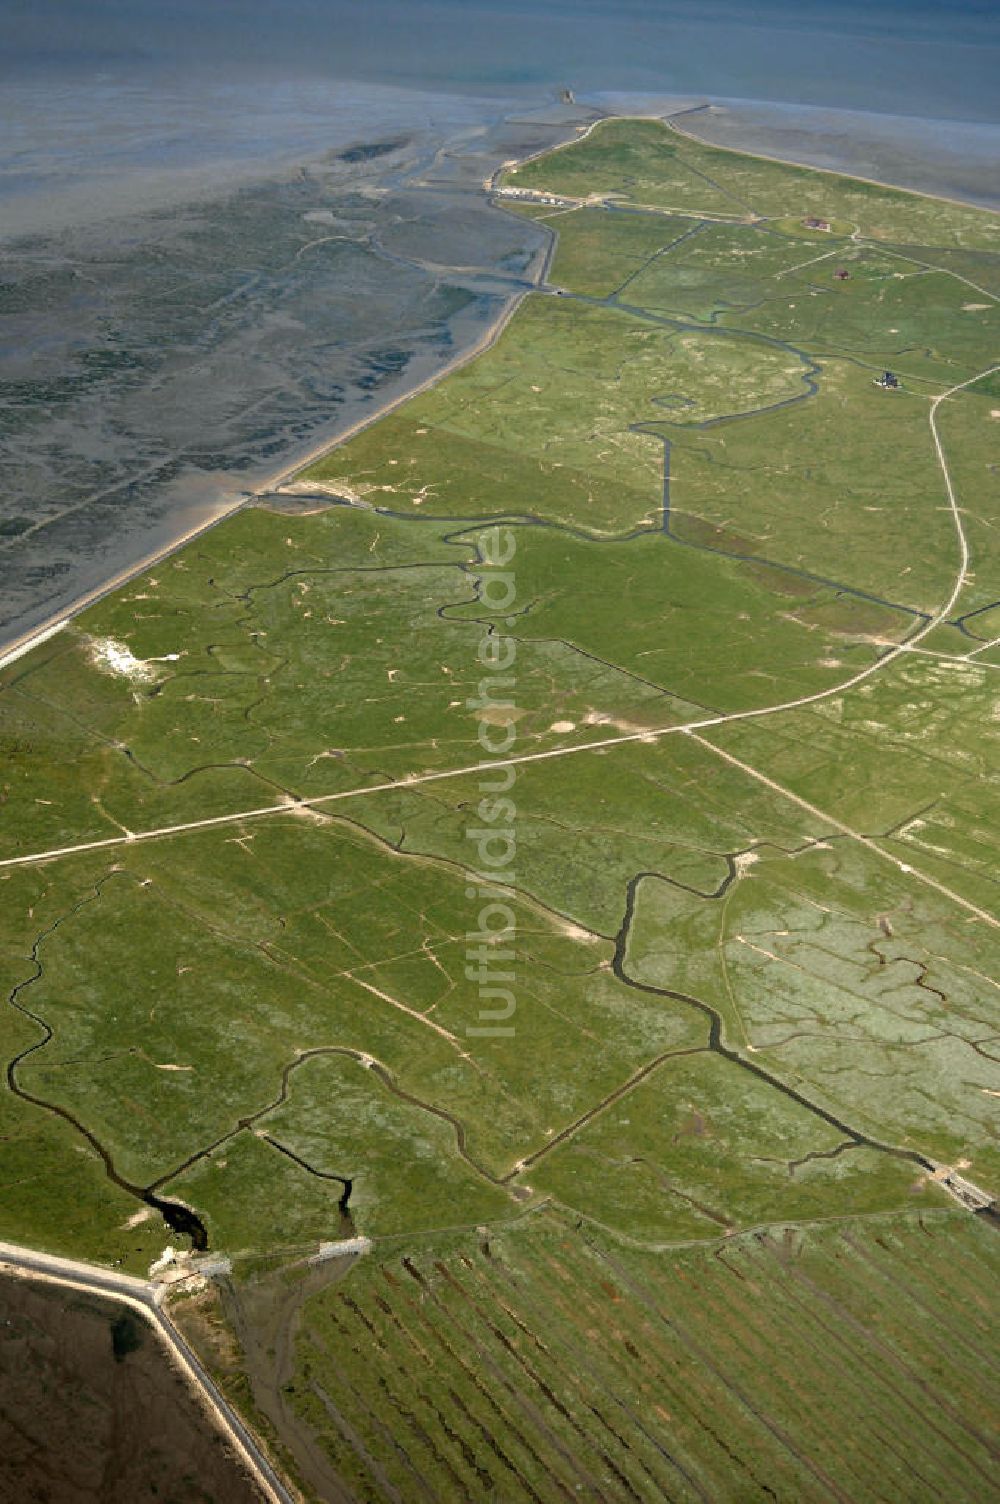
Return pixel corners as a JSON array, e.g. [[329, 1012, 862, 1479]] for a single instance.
[[284, 1211, 1000, 1502]]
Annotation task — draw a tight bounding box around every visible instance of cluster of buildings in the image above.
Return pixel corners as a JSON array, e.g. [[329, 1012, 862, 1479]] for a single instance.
[[495, 186, 576, 208]]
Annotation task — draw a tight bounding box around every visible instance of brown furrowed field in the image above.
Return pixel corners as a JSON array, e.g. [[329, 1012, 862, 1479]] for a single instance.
[[262, 1208, 999, 1503]]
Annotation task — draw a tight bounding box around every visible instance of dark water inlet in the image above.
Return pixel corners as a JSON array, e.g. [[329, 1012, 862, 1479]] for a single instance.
[[147, 1195, 209, 1252]]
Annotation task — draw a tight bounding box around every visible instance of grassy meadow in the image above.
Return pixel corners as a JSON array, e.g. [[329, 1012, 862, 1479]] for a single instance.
[[2, 116, 998, 1500]]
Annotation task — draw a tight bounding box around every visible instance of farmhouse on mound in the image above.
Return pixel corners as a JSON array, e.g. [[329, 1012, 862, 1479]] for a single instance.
[[874, 370, 900, 390], [803, 216, 830, 231], [834, 267, 850, 280]]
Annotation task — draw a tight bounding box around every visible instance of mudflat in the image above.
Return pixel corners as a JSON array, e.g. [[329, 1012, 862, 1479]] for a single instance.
[[0, 1272, 263, 1502]]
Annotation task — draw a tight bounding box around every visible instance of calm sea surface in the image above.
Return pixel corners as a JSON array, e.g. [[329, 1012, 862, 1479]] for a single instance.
[[6, 0, 1000, 122]]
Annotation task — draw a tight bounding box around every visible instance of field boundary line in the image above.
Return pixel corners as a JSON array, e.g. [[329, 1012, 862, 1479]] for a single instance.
[[685, 731, 997, 929], [1, 341, 994, 934]]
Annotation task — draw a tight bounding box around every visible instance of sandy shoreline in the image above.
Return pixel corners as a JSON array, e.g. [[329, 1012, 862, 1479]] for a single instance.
[[668, 104, 1000, 217], [0, 499, 248, 672], [0, 248, 542, 672], [3, 106, 996, 674]]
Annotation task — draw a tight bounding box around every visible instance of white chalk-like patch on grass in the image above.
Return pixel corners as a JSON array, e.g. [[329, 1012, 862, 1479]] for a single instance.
[[88, 637, 159, 683]]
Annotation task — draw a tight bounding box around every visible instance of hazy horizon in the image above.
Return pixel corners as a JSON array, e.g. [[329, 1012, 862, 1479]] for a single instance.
[[4, 0, 1000, 123]]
